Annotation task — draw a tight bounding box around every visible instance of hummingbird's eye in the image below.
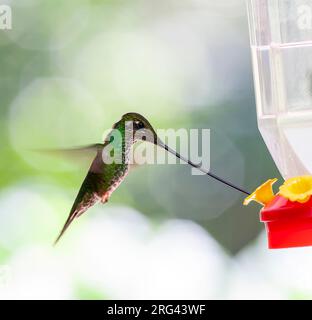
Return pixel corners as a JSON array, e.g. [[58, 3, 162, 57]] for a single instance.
[[134, 120, 144, 130]]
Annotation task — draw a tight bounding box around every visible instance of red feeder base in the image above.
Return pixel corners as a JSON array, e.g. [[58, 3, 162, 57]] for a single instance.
[[260, 195, 312, 249]]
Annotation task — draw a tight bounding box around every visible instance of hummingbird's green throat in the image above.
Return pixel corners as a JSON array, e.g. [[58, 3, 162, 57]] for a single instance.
[[53, 112, 250, 244]]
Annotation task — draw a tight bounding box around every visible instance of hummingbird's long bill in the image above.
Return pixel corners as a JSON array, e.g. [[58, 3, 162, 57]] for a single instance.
[[156, 140, 250, 196]]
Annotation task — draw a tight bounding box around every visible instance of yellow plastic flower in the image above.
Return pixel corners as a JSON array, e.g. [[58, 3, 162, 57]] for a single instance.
[[279, 176, 312, 203], [243, 178, 277, 206]]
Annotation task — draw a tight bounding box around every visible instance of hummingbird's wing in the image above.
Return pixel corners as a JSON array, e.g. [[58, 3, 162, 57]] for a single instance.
[[54, 170, 104, 245], [30, 143, 104, 154], [31, 144, 105, 168]]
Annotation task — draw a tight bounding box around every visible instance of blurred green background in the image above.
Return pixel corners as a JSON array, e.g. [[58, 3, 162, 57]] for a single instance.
[[1, 0, 310, 300]]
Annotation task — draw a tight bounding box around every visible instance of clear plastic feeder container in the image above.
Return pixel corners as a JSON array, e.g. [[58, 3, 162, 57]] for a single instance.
[[247, 0, 312, 179]]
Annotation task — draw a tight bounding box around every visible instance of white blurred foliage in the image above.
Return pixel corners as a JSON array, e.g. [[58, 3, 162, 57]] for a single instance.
[[228, 232, 312, 299], [1, 183, 312, 299], [0, 184, 228, 299], [69, 207, 228, 299], [0, 246, 73, 300], [0, 183, 64, 250], [229, 232, 312, 299]]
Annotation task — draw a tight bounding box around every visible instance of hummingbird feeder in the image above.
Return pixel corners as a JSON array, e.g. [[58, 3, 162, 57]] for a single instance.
[[244, 177, 312, 249], [245, 1, 312, 249]]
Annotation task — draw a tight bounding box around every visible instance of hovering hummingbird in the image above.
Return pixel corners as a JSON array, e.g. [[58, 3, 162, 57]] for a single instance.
[[54, 112, 249, 244]]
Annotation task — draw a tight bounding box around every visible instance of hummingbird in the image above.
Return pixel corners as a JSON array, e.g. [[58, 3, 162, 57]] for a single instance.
[[54, 112, 249, 244]]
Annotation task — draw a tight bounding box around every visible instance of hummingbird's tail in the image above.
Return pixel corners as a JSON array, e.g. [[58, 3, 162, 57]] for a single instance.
[[54, 210, 77, 246], [54, 195, 99, 246], [54, 173, 101, 245]]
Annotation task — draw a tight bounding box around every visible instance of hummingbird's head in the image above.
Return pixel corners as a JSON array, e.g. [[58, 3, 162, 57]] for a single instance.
[[116, 112, 159, 144]]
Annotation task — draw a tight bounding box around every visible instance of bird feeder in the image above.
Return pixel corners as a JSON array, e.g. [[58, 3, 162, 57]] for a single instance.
[[244, 177, 312, 248], [246, 0, 312, 248]]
